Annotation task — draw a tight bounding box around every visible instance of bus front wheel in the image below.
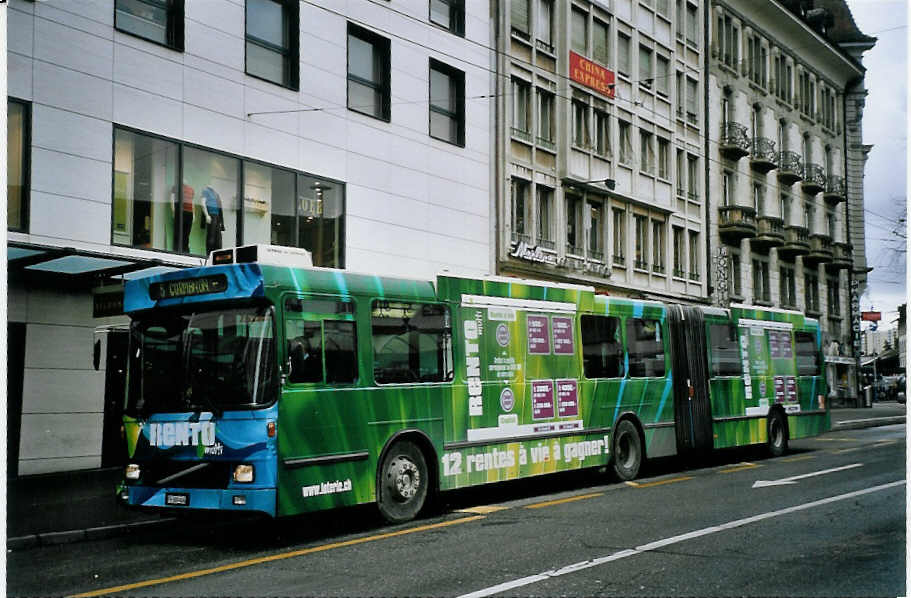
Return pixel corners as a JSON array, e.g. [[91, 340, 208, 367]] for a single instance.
[[767, 410, 789, 457], [377, 441, 428, 523], [611, 419, 642, 481]]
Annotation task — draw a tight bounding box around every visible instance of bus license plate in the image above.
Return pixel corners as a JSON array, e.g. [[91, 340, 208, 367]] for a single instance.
[[166, 493, 189, 506]]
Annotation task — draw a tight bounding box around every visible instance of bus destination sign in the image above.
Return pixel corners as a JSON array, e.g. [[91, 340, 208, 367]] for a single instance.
[[150, 275, 228, 300]]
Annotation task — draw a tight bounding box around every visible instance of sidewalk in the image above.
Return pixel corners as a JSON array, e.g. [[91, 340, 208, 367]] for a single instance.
[[6, 403, 905, 550]]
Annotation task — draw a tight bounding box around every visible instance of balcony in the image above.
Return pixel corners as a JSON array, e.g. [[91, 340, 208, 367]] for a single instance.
[[801, 163, 826, 194], [826, 241, 853, 271], [749, 137, 778, 173], [777, 151, 803, 185], [779, 225, 810, 259], [718, 205, 757, 244], [804, 233, 834, 266], [823, 175, 846, 206], [719, 122, 751, 160], [750, 216, 785, 252]]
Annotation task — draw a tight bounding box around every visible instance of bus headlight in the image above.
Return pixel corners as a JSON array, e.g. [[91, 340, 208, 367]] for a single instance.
[[233, 464, 254, 483], [125, 463, 141, 481]]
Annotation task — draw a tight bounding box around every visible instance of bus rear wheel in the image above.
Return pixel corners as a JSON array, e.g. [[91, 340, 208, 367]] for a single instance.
[[767, 410, 789, 458], [377, 441, 428, 523], [611, 419, 642, 481]]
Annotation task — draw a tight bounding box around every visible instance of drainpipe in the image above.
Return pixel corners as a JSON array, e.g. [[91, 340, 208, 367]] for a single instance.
[[703, 0, 712, 302]]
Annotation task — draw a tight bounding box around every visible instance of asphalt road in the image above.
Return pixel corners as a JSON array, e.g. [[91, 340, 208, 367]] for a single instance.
[[8, 424, 906, 597]]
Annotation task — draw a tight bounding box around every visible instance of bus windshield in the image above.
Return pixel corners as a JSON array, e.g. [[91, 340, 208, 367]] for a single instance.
[[126, 305, 277, 416]]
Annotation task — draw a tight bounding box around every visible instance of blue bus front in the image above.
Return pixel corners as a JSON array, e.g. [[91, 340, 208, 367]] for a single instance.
[[119, 264, 279, 516]]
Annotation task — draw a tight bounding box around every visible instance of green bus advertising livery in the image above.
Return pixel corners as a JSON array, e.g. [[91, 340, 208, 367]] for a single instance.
[[118, 245, 828, 522]]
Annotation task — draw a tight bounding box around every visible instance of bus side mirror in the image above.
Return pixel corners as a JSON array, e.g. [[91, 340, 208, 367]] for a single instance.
[[93, 339, 101, 371]]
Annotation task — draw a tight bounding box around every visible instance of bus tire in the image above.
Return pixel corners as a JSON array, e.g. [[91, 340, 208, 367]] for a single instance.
[[767, 410, 789, 458], [377, 441, 428, 523], [611, 419, 643, 481]]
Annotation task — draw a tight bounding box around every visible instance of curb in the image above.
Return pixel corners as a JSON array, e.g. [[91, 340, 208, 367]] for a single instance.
[[832, 416, 906, 431], [7, 518, 176, 551]]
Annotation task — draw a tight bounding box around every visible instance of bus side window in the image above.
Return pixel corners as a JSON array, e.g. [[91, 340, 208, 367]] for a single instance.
[[324, 321, 358, 383], [795, 331, 819, 376], [626, 318, 666, 378], [287, 321, 323, 384], [371, 301, 453, 384], [580, 315, 624, 378], [708, 324, 741, 377]]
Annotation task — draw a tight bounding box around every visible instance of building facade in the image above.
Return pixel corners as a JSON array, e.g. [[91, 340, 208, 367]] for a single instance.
[[493, 0, 709, 303], [6, 0, 492, 476], [706, 0, 873, 402]]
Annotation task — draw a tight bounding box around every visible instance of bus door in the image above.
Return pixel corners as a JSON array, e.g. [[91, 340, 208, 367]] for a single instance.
[[667, 305, 713, 453]]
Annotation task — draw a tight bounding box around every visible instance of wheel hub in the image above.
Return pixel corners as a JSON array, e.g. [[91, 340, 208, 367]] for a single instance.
[[388, 456, 420, 501]]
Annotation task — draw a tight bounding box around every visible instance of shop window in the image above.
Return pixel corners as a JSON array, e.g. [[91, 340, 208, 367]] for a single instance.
[[115, 0, 184, 50], [626, 318, 665, 378], [7, 99, 29, 232], [371, 301, 453, 384], [242, 161, 295, 247], [245, 0, 298, 89], [581, 315, 624, 378], [347, 24, 391, 121], [708, 324, 741, 376], [795, 331, 820, 376], [296, 175, 345, 268], [182, 146, 240, 256], [429, 59, 465, 146], [430, 0, 464, 36]]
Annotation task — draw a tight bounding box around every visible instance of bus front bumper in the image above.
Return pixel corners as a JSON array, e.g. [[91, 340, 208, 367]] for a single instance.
[[120, 485, 277, 517]]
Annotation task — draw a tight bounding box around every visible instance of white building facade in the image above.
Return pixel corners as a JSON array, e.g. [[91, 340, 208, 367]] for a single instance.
[[6, 0, 492, 476]]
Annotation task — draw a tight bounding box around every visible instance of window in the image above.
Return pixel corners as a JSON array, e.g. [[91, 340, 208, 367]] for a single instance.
[[429, 60, 465, 146], [243, 161, 294, 248], [511, 178, 530, 242], [656, 54, 670, 96], [780, 265, 796, 307], [753, 184, 764, 215], [718, 14, 738, 69], [430, 0, 464, 36], [827, 277, 840, 315], [785, 63, 793, 103], [687, 154, 698, 200], [566, 194, 583, 254], [8, 99, 29, 232], [639, 130, 654, 174], [780, 193, 791, 221], [348, 24, 390, 121], [673, 226, 684, 277], [685, 2, 697, 46], [657, 137, 669, 179], [618, 32, 631, 77], [685, 77, 698, 124], [752, 258, 770, 302], [639, 45, 653, 87], [571, 8, 588, 55], [595, 110, 610, 157], [676, 149, 685, 196], [115, 0, 184, 50], [246, 0, 298, 89], [593, 19, 609, 65], [537, 89, 555, 146], [652, 220, 665, 273], [656, 0, 670, 17], [708, 324, 741, 376], [747, 34, 763, 85], [722, 171, 732, 206], [688, 231, 700, 280], [634, 215, 648, 269], [804, 199, 813, 230], [826, 210, 836, 238], [290, 175, 346, 268], [572, 100, 590, 148], [371, 301, 453, 384], [805, 271, 819, 313], [581, 315, 624, 378], [537, 186, 554, 248], [612, 208, 626, 265], [181, 146, 240, 256], [536, 0, 554, 51], [512, 78, 531, 139], [511, 0, 530, 38], [618, 120, 632, 165], [773, 53, 785, 99], [285, 298, 358, 384], [589, 201, 604, 260], [795, 331, 820, 376], [730, 251, 742, 296], [626, 318, 665, 377]]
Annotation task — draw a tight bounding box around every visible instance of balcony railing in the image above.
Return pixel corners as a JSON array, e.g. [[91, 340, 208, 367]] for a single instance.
[[633, 259, 649, 271], [826, 241, 852, 272], [511, 127, 532, 143], [566, 244, 584, 256], [801, 163, 826, 194], [673, 267, 686, 278], [613, 254, 626, 267], [824, 175, 846, 205], [652, 263, 666, 274], [589, 249, 604, 262], [718, 205, 757, 244], [804, 233, 834, 266], [536, 136, 556, 152], [749, 137, 778, 173], [719, 121, 751, 160], [779, 225, 810, 259], [777, 151, 803, 185], [751, 216, 785, 251]]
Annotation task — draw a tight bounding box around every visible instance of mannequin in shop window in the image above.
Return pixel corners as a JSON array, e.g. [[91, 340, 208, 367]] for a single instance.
[[179, 183, 195, 252], [201, 185, 225, 254]]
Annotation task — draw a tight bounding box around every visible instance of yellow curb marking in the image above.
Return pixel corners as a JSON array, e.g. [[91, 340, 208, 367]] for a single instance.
[[781, 455, 815, 463], [67, 515, 486, 598], [524, 492, 604, 509], [719, 462, 760, 474], [624, 475, 693, 488], [457, 505, 510, 514]]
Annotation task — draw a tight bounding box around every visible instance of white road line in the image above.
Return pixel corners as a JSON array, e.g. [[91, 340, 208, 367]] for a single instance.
[[751, 463, 864, 488], [457, 480, 905, 598]]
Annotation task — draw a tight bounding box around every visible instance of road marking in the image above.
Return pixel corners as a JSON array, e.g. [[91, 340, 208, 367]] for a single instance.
[[457, 480, 905, 598], [625, 475, 692, 488], [719, 462, 760, 474], [781, 455, 815, 463], [813, 437, 858, 443], [524, 492, 603, 509], [751, 463, 863, 488], [835, 416, 907, 426], [66, 515, 486, 598], [458, 505, 510, 514], [832, 440, 899, 454]]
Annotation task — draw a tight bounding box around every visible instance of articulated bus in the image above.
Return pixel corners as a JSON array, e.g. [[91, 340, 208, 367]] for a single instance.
[[118, 245, 828, 522]]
